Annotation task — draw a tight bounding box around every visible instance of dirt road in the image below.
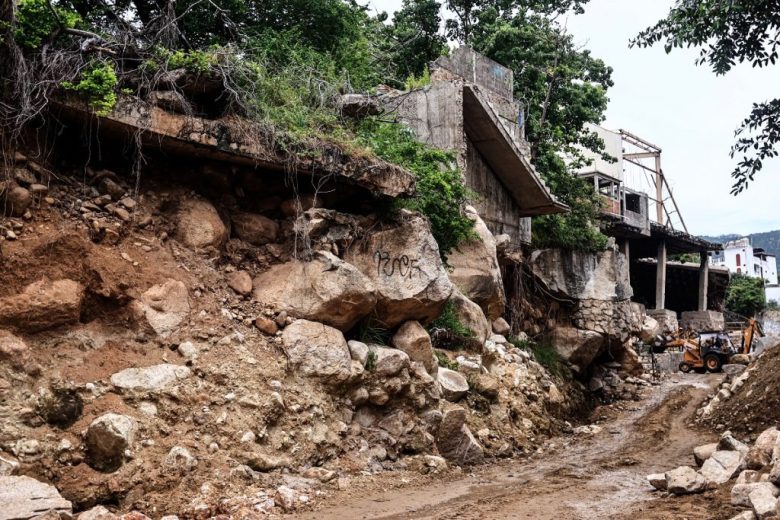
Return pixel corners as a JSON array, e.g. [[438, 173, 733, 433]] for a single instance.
[[296, 374, 741, 520]]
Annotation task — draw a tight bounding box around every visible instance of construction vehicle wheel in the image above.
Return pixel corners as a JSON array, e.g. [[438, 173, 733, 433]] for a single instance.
[[705, 354, 723, 373], [678, 362, 692, 373]]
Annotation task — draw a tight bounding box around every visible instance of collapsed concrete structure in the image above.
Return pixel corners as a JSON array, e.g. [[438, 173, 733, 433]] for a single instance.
[[382, 47, 567, 244], [575, 125, 727, 333]]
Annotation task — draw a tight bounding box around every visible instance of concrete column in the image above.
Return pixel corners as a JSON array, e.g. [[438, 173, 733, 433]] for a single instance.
[[698, 252, 709, 311], [620, 239, 631, 285], [620, 239, 630, 260], [656, 240, 666, 310]]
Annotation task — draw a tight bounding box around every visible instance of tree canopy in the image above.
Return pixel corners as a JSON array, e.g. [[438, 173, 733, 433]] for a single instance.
[[1, 0, 615, 252], [632, 1, 780, 195], [455, 2, 613, 250], [726, 274, 767, 317]]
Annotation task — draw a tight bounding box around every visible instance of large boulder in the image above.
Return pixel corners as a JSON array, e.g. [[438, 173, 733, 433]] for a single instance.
[[344, 212, 452, 328], [391, 321, 437, 376], [86, 413, 137, 471], [111, 364, 191, 392], [253, 252, 376, 331], [0, 279, 84, 333], [175, 199, 228, 249], [437, 367, 469, 402], [435, 404, 484, 466], [700, 450, 744, 485], [132, 279, 190, 337], [530, 247, 632, 301], [446, 206, 505, 320], [0, 476, 72, 519], [665, 466, 706, 495], [281, 320, 351, 384], [549, 327, 605, 370], [231, 212, 279, 245], [449, 288, 491, 345], [640, 316, 661, 343]]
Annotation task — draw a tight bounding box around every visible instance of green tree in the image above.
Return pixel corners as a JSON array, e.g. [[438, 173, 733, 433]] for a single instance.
[[632, 2, 780, 194], [726, 274, 767, 317], [388, 0, 447, 80], [459, 5, 612, 250]]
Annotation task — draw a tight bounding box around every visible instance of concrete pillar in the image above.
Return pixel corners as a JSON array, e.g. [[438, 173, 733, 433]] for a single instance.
[[620, 239, 630, 260], [698, 252, 709, 311], [656, 240, 666, 310], [620, 239, 631, 285]]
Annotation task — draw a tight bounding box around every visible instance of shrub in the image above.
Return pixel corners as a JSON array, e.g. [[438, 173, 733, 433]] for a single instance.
[[530, 341, 566, 377], [404, 67, 431, 91], [434, 350, 458, 371], [430, 301, 472, 337], [60, 62, 118, 116], [357, 119, 475, 260], [726, 274, 766, 317]]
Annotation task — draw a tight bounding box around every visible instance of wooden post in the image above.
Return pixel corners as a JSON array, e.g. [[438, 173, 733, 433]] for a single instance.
[[698, 252, 709, 311], [656, 240, 666, 310]]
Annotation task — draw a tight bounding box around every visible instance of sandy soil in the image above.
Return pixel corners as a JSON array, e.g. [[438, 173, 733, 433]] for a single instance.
[[293, 373, 743, 520]]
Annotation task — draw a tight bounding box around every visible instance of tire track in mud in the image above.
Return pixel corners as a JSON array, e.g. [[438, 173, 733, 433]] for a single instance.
[[295, 374, 724, 520]]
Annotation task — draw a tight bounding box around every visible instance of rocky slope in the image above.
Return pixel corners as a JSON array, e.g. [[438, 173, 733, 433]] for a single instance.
[[0, 147, 601, 518]]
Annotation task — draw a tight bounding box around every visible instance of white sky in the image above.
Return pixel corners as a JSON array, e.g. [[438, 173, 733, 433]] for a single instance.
[[368, 0, 780, 236]]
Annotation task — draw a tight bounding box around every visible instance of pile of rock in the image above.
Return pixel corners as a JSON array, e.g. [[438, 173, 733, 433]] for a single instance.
[[648, 428, 780, 519], [698, 364, 752, 420], [587, 361, 653, 402]]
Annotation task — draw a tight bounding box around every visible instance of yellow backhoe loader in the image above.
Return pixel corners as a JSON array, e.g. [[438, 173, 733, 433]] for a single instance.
[[676, 318, 764, 373]]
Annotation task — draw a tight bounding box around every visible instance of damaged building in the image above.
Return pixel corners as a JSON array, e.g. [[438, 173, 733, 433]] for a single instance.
[[575, 124, 728, 331]]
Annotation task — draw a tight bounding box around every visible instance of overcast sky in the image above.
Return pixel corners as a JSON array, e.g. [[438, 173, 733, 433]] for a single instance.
[[369, 0, 780, 237]]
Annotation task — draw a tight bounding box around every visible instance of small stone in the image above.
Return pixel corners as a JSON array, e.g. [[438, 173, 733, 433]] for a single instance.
[[86, 413, 137, 471], [111, 206, 131, 222], [492, 317, 511, 336], [227, 270, 253, 295], [275, 485, 296, 512], [665, 466, 706, 495], [437, 367, 469, 402], [177, 341, 198, 361], [347, 340, 369, 366], [29, 184, 48, 195], [694, 443, 718, 467], [647, 473, 667, 491], [119, 197, 137, 209], [301, 467, 336, 482], [164, 446, 197, 472], [254, 316, 278, 335]]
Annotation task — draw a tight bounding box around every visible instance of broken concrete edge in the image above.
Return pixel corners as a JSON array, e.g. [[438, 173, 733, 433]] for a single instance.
[[49, 95, 416, 199], [462, 85, 568, 217]]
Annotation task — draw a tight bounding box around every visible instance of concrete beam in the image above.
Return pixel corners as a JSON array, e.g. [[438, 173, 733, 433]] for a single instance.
[[656, 240, 667, 310], [698, 253, 709, 311]]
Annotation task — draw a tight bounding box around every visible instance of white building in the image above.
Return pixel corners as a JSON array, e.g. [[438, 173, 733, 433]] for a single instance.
[[710, 237, 779, 303]]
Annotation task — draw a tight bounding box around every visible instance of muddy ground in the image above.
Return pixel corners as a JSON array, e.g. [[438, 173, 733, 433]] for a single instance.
[[294, 373, 742, 520]]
